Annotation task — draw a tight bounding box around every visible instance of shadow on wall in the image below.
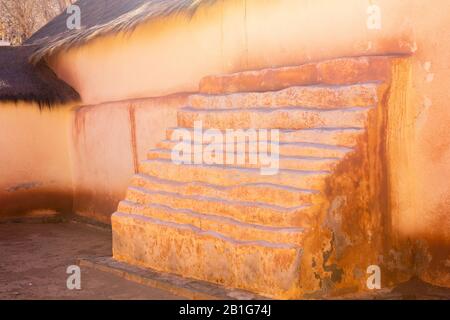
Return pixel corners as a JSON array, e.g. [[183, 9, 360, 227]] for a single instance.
[[0, 188, 73, 219]]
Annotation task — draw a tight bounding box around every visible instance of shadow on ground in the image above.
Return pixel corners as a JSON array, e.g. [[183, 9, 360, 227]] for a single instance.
[[0, 220, 182, 300]]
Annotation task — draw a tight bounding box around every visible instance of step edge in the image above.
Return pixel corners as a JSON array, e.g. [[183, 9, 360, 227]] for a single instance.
[[191, 82, 381, 99], [126, 186, 313, 213], [133, 173, 320, 195], [140, 158, 331, 176], [180, 106, 375, 113], [119, 199, 306, 235], [158, 140, 354, 152], [113, 212, 301, 250]]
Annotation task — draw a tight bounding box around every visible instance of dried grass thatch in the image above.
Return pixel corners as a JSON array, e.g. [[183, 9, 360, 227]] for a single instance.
[[27, 0, 219, 64], [0, 45, 80, 107]]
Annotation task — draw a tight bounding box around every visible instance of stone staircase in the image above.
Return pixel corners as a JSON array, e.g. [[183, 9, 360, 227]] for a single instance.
[[112, 56, 394, 299]]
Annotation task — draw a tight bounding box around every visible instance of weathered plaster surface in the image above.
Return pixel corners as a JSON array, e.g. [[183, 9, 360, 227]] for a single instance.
[[0, 0, 447, 294], [70, 94, 189, 223], [0, 103, 73, 217]]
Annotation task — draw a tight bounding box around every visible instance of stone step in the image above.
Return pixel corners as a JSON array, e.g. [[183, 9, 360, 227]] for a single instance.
[[189, 84, 378, 109], [131, 174, 317, 208], [118, 200, 306, 245], [147, 149, 339, 171], [156, 140, 352, 159], [166, 127, 364, 148], [112, 212, 303, 298], [139, 159, 329, 191], [125, 186, 314, 228], [198, 56, 391, 94], [177, 107, 371, 130]]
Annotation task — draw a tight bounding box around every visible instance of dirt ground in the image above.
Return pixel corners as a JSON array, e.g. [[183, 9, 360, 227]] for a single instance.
[[0, 220, 182, 300], [0, 220, 449, 300]]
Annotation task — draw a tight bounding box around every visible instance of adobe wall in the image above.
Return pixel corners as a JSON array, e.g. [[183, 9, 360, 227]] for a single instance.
[[0, 103, 73, 218], [70, 94, 189, 224], [44, 0, 449, 287], [0, 94, 188, 224]]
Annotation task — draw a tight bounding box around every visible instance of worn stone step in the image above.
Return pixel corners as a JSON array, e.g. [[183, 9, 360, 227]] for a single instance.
[[131, 174, 317, 208], [125, 186, 313, 228], [166, 127, 364, 148], [112, 212, 303, 299], [147, 149, 339, 172], [189, 84, 378, 109], [198, 56, 391, 94], [177, 107, 371, 130], [139, 159, 329, 191], [118, 200, 306, 245], [156, 140, 352, 159]]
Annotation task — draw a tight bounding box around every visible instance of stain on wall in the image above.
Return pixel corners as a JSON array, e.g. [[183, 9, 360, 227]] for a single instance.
[[70, 94, 189, 223]]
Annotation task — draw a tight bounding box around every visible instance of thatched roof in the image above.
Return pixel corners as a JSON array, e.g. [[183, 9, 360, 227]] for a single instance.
[[27, 0, 218, 64], [0, 45, 80, 107]]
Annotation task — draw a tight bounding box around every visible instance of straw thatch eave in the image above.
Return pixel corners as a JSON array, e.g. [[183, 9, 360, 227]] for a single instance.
[[27, 0, 219, 64], [0, 45, 80, 108]]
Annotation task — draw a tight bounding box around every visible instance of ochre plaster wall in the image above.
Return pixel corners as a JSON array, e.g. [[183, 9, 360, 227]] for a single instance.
[[49, 0, 449, 287], [70, 94, 188, 224], [0, 103, 73, 218], [49, 0, 426, 104], [0, 94, 187, 224]]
